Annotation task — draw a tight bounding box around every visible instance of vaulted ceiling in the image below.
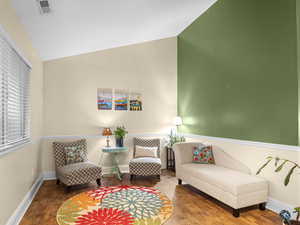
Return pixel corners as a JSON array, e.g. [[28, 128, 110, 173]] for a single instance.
[[12, 0, 217, 60]]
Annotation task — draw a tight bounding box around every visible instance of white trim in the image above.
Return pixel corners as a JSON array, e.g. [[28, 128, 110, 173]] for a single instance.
[[5, 174, 43, 225], [0, 24, 32, 68], [42, 132, 300, 152], [42, 133, 168, 140], [42, 134, 103, 140], [43, 171, 56, 180], [183, 133, 300, 152], [267, 197, 296, 220]]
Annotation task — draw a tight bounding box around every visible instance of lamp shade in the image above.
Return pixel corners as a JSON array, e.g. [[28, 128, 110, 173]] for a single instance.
[[174, 116, 183, 126], [102, 127, 112, 136]]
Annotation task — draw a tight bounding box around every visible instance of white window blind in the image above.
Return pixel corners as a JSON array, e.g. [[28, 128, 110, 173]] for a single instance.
[[0, 33, 31, 153]]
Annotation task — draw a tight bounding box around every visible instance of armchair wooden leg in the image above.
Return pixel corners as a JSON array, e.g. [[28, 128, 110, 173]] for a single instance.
[[130, 175, 134, 181], [259, 203, 266, 211], [156, 175, 160, 179], [233, 208, 240, 217], [96, 178, 101, 186], [178, 179, 182, 185], [56, 179, 60, 185]]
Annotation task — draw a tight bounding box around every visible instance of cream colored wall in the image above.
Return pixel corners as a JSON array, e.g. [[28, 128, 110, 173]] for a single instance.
[[42, 38, 177, 173], [186, 136, 300, 207], [0, 0, 44, 224]]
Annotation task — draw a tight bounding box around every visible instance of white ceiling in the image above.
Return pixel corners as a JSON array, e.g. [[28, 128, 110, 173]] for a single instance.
[[12, 0, 217, 61]]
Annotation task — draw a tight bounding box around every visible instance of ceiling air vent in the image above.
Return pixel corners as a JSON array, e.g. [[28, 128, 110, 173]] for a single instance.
[[37, 0, 51, 14]]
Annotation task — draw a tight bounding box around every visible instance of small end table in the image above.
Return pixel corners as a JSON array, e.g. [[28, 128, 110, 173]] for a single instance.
[[101, 146, 128, 180], [166, 146, 175, 171]]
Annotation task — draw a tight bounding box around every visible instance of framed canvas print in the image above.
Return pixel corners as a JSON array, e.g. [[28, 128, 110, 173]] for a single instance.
[[114, 89, 128, 111], [97, 88, 113, 110], [130, 92, 142, 111]]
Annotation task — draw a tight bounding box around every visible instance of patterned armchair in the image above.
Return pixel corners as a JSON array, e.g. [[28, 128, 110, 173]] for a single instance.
[[129, 138, 161, 179], [53, 139, 102, 191]]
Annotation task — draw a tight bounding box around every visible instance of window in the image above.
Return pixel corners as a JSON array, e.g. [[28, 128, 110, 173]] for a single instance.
[[0, 32, 31, 153]]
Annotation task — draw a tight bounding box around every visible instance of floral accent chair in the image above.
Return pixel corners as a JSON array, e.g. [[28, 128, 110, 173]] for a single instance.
[[53, 139, 102, 191], [129, 138, 161, 180]]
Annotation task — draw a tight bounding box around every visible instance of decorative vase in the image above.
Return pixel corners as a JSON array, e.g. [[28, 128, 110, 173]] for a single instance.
[[116, 137, 124, 147]]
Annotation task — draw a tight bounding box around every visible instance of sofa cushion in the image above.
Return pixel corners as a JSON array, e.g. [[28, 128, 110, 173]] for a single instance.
[[193, 145, 215, 164], [180, 163, 268, 196]]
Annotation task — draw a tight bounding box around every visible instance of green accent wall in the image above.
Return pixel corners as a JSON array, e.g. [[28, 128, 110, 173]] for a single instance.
[[178, 0, 298, 145]]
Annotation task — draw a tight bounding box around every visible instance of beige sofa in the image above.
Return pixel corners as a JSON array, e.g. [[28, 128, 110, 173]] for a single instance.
[[174, 142, 268, 217]]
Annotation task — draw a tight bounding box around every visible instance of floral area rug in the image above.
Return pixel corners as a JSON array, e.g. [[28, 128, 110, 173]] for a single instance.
[[57, 185, 173, 225]]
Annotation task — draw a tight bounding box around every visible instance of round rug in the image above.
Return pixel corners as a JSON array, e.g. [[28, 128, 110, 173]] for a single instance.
[[57, 185, 173, 225]]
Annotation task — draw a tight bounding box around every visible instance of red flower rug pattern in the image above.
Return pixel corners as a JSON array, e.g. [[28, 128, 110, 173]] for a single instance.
[[57, 185, 173, 225]]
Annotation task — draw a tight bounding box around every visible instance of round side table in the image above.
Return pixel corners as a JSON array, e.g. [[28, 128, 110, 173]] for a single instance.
[[101, 146, 128, 180]]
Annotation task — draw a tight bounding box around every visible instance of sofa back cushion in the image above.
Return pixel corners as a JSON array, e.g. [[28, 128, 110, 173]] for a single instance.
[[193, 145, 215, 164]]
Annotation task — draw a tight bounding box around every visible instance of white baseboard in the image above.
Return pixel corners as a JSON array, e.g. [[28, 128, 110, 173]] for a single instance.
[[267, 197, 296, 219], [43, 171, 56, 180], [5, 174, 43, 225], [5, 172, 297, 225]]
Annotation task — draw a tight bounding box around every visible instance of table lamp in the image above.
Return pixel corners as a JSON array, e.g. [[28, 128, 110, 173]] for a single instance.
[[174, 116, 183, 128], [102, 128, 112, 147]]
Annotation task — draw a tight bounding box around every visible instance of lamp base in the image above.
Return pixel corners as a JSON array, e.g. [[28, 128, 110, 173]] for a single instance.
[[106, 137, 110, 147]]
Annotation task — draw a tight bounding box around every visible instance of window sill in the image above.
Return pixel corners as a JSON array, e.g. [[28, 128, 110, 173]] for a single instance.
[[0, 139, 31, 157]]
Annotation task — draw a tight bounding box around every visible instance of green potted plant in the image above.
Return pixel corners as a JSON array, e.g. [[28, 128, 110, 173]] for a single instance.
[[257, 157, 300, 225], [113, 126, 128, 147], [167, 129, 186, 147]]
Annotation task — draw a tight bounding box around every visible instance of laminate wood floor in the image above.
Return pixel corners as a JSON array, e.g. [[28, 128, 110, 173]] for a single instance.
[[20, 171, 280, 225]]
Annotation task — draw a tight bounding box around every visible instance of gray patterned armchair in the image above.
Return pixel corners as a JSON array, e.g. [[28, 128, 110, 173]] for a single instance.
[[53, 139, 102, 191], [129, 138, 161, 179]]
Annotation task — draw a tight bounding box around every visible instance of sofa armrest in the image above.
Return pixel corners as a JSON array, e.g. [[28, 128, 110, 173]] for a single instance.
[[173, 142, 251, 175], [173, 142, 201, 170]]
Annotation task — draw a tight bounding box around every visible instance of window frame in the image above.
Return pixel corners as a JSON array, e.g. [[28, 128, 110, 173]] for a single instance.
[[0, 25, 32, 156]]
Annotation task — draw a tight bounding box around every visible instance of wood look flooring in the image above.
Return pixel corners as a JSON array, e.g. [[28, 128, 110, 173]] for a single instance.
[[20, 171, 280, 225]]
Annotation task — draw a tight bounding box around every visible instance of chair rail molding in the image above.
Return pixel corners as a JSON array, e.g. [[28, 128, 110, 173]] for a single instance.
[[42, 133, 169, 140], [42, 132, 300, 152], [182, 133, 300, 152]]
